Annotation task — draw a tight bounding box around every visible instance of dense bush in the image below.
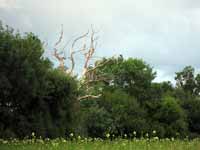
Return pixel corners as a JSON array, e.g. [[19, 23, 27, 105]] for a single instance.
[[100, 89, 147, 136], [0, 23, 78, 138], [152, 95, 188, 137], [79, 89, 148, 138], [182, 97, 200, 137]]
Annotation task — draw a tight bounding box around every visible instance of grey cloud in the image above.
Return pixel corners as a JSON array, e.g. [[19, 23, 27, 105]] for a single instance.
[[1, 0, 200, 82]]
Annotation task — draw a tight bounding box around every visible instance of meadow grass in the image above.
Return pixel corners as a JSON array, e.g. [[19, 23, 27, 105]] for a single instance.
[[0, 137, 200, 150]]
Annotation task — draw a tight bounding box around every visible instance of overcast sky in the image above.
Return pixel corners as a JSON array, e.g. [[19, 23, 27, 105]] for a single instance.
[[1, 0, 200, 83]]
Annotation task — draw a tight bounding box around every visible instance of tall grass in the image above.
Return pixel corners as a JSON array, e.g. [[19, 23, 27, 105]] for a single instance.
[[0, 137, 200, 150]]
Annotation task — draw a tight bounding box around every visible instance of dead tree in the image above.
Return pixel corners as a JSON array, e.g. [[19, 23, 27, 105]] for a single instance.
[[51, 25, 113, 101]]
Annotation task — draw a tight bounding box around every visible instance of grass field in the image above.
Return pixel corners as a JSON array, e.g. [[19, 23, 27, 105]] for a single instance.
[[0, 138, 200, 150]]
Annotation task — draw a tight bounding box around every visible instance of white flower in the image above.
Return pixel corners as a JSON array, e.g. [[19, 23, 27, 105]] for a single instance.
[[70, 133, 74, 137], [106, 133, 110, 138], [153, 130, 156, 134], [153, 136, 159, 140], [133, 131, 136, 135], [78, 136, 81, 140], [31, 132, 35, 137]]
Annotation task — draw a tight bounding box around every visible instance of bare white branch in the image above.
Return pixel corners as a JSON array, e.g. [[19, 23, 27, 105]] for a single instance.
[[54, 24, 64, 47], [78, 94, 102, 101]]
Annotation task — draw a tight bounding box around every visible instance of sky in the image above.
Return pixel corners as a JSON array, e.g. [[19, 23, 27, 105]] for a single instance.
[[1, 0, 200, 83]]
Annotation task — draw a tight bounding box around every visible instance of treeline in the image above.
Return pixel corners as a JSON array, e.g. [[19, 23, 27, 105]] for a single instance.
[[78, 58, 200, 139], [1, 23, 200, 139]]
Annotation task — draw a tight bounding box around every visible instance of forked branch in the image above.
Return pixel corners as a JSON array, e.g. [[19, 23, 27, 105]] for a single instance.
[[53, 25, 66, 70], [51, 25, 112, 101], [68, 31, 89, 75]]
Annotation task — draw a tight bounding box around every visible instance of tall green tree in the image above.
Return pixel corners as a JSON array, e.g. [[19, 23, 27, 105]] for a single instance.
[[94, 56, 156, 103], [175, 66, 196, 95], [0, 22, 78, 138]]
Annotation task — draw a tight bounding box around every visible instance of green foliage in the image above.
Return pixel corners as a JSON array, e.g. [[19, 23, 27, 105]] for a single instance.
[[175, 66, 200, 96], [83, 106, 112, 138], [79, 56, 199, 138], [100, 89, 147, 136], [1, 22, 200, 139], [80, 89, 147, 137], [0, 23, 78, 138], [152, 96, 188, 137], [183, 97, 200, 136], [195, 74, 200, 96], [95, 57, 156, 103]]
